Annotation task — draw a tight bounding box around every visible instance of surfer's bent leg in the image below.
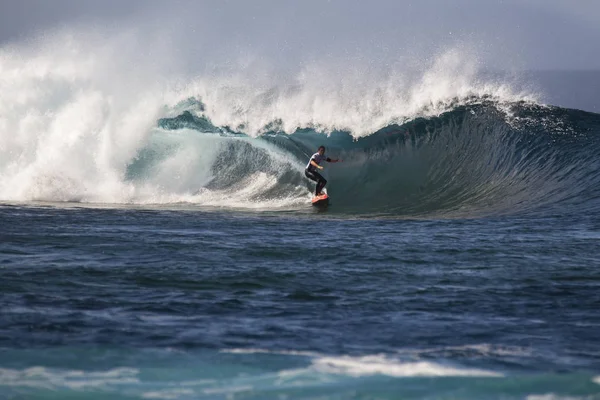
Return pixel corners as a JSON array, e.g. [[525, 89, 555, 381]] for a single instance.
[[316, 178, 327, 195], [304, 169, 318, 182], [305, 169, 327, 195]]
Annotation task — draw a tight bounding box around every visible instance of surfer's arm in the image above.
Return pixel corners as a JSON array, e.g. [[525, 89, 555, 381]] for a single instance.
[[310, 160, 323, 170], [326, 157, 342, 163]]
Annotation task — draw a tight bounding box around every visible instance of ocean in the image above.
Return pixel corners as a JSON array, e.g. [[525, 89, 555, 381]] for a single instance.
[[1, 25, 600, 400]]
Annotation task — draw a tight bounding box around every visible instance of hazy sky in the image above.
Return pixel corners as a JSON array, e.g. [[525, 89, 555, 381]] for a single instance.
[[1, 0, 599, 71]]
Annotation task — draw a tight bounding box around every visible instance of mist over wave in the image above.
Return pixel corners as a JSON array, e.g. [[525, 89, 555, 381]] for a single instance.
[[1, 27, 598, 217]]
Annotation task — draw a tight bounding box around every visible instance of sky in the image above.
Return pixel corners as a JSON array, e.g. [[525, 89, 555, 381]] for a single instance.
[[0, 0, 599, 71]]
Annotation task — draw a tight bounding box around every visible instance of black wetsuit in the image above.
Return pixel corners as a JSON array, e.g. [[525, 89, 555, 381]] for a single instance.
[[305, 152, 330, 195]]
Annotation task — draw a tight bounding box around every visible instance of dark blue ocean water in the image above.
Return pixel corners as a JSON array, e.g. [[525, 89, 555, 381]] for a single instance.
[[1, 203, 600, 399]]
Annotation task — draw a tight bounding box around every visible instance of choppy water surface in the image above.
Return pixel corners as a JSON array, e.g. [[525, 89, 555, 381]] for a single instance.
[[1, 205, 599, 399]]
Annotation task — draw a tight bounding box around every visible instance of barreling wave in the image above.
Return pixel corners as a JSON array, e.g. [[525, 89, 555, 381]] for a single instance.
[[1, 28, 600, 217], [154, 100, 600, 217]]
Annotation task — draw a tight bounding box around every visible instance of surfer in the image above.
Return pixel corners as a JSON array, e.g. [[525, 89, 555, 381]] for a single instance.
[[305, 146, 341, 196]]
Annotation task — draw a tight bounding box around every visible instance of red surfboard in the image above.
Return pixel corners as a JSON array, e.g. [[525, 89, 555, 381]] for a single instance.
[[311, 193, 329, 206]]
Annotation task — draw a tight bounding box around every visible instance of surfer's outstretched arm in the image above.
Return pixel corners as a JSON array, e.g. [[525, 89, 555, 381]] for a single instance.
[[326, 158, 342, 163]]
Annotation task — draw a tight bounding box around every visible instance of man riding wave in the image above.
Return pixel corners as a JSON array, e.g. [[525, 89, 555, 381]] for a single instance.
[[305, 146, 342, 196]]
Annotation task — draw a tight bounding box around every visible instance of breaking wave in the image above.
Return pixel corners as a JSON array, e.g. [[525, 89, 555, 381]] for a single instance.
[[1, 28, 599, 217], [155, 100, 600, 217]]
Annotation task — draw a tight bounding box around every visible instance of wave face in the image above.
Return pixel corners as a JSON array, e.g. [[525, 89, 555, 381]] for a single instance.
[[157, 102, 600, 217], [1, 30, 600, 217]]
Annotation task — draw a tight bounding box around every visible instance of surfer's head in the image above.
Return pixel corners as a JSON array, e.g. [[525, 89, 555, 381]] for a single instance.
[[318, 146, 325, 155]]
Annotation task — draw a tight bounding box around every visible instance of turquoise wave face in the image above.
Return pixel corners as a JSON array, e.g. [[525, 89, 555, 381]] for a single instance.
[[153, 100, 600, 217]]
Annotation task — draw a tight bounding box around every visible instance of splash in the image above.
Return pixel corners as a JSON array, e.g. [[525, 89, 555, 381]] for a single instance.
[[171, 49, 537, 138]]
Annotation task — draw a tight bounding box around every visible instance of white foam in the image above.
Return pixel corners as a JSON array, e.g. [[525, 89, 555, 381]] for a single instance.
[[142, 388, 195, 399], [0, 30, 166, 204], [221, 348, 319, 357], [176, 48, 537, 139], [527, 395, 586, 400], [0, 366, 139, 389], [399, 344, 533, 358], [123, 132, 309, 209], [222, 348, 502, 378], [312, 355, 502, 378], [593, 376, 600, 385]]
